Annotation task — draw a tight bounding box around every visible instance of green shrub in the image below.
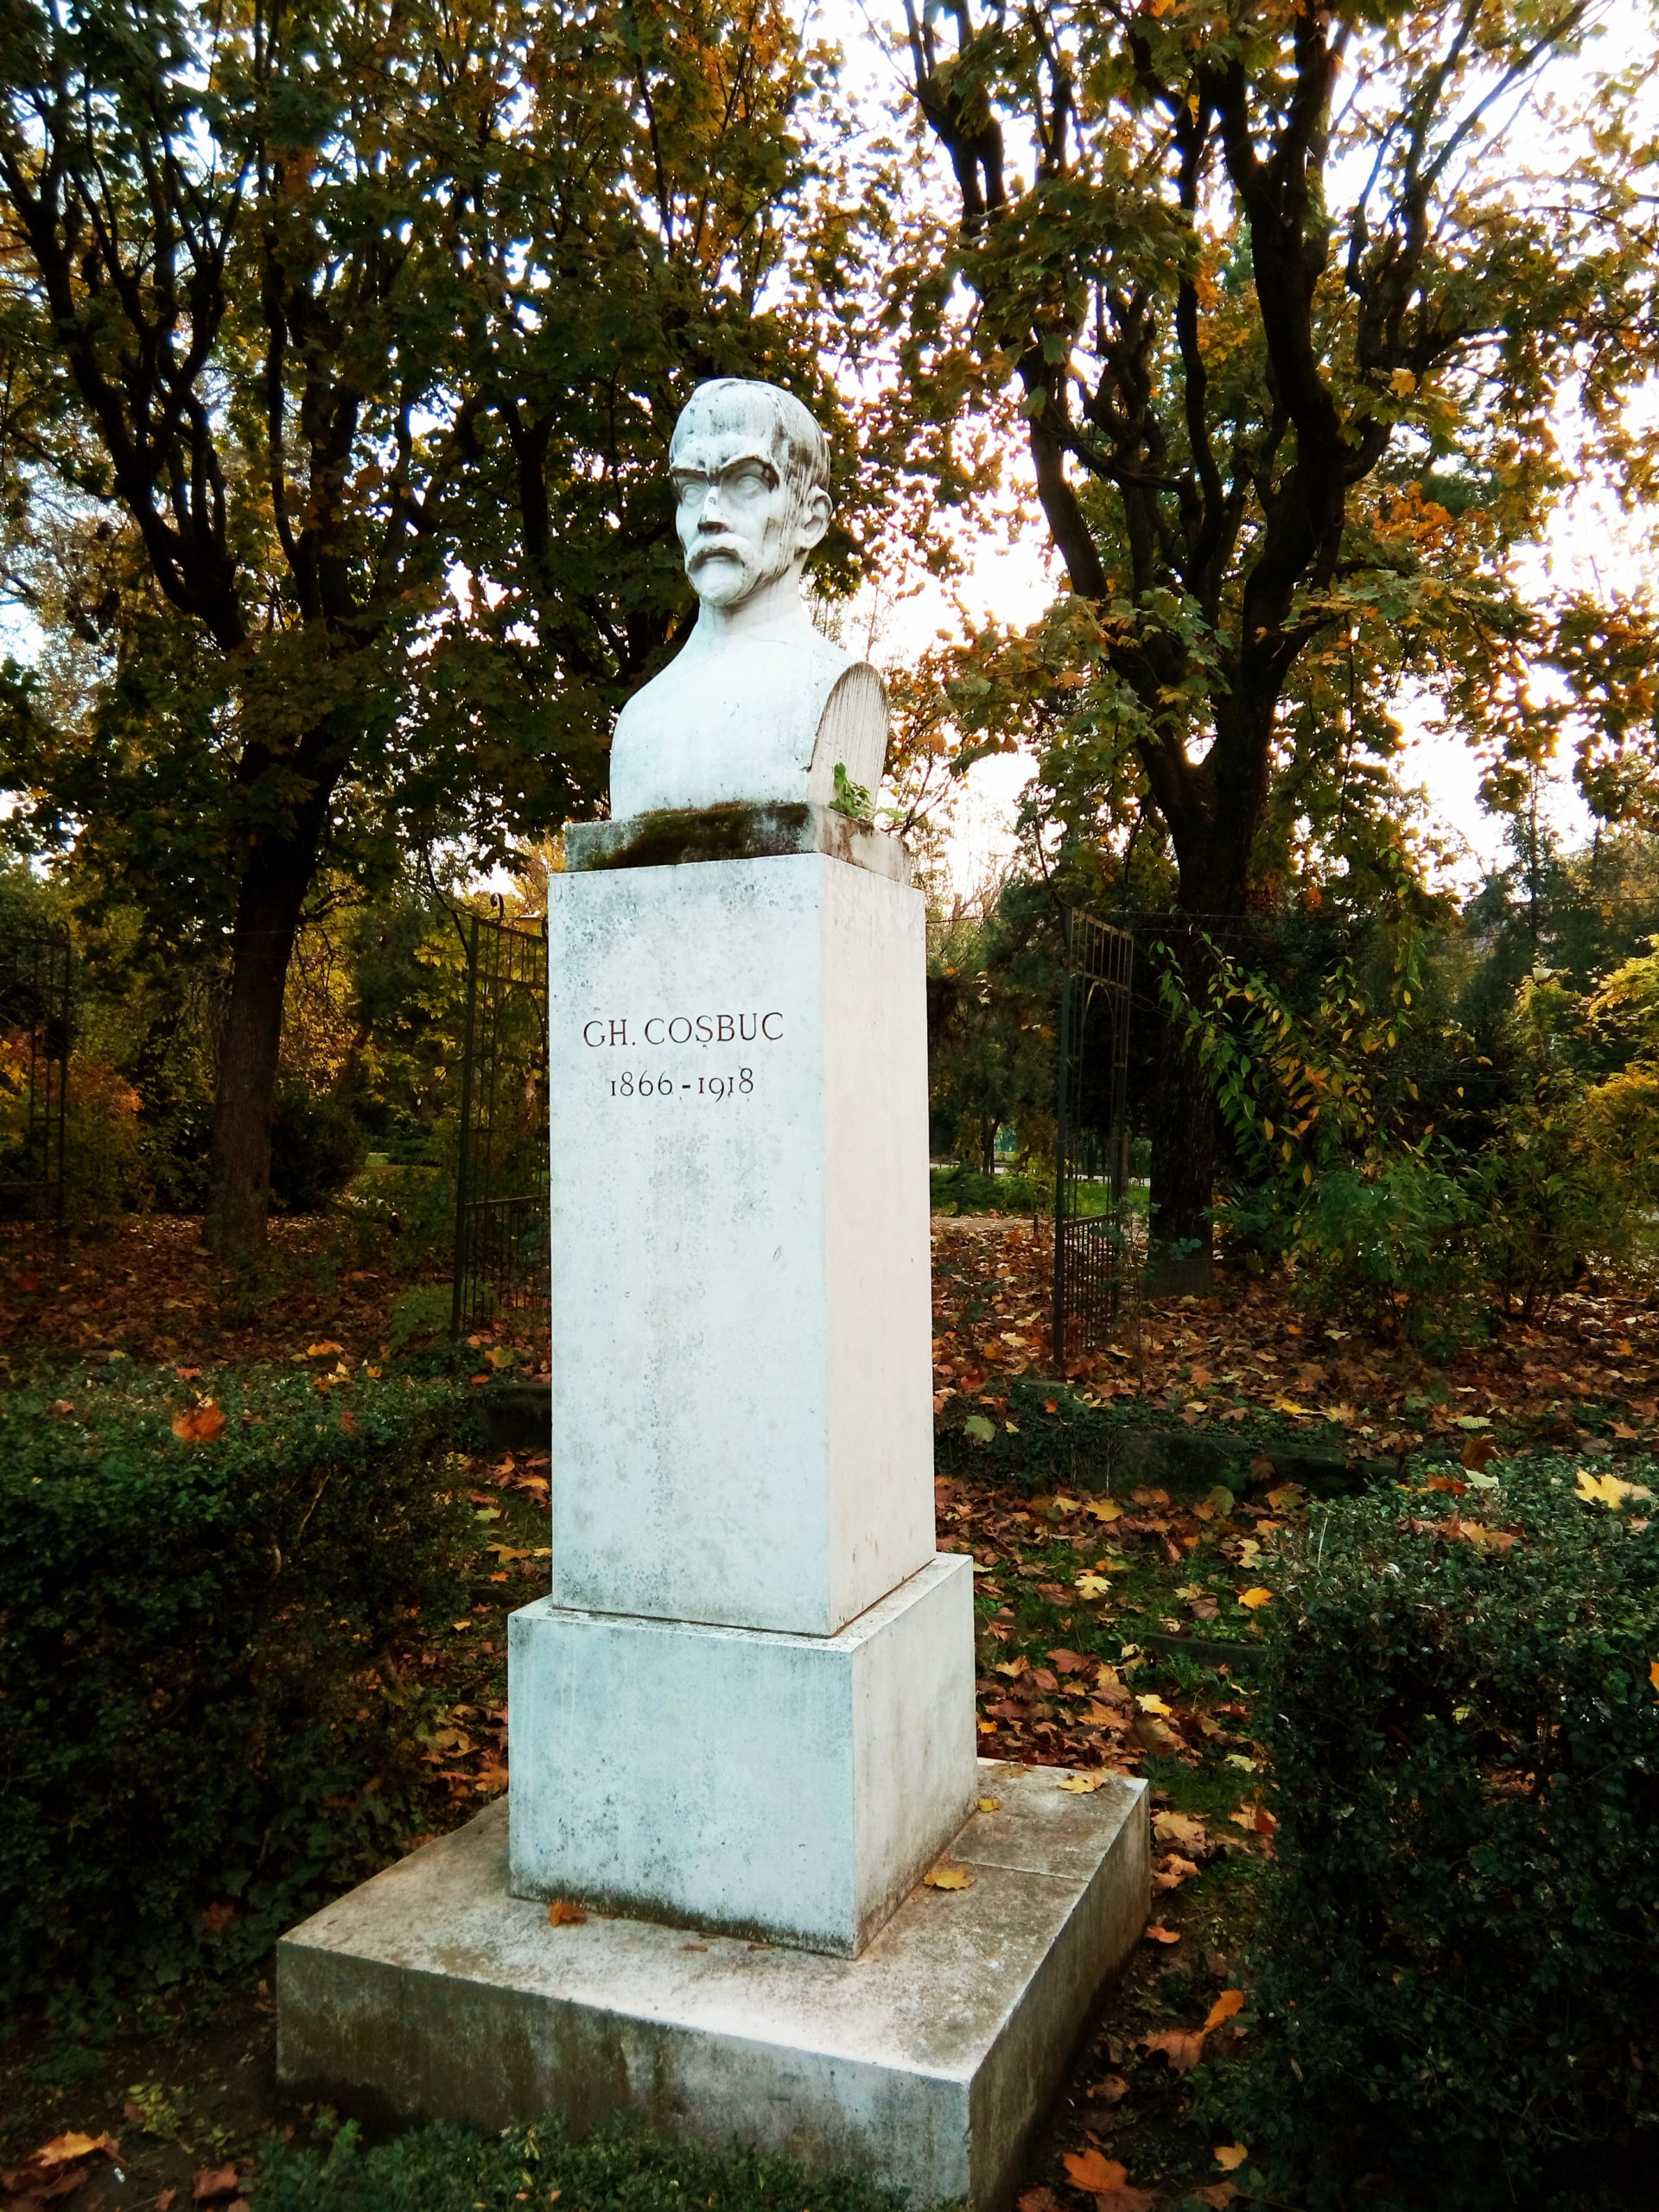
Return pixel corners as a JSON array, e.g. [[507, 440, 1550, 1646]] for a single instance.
[[1275, 1154, 1484, 1355], [1225, 1459, 1659, 2209], [270, 1082, 368, 1213], [254, 2114, 904, 2212], [0, 1366, 471, 2018]]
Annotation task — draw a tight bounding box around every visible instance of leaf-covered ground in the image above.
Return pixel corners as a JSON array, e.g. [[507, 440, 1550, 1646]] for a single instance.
[[6, 1213, 1655, 2207], [933, 1215, 1659, 1459]]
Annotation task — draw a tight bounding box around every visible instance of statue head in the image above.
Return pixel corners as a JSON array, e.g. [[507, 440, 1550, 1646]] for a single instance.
[[670, 379, 832, 613]]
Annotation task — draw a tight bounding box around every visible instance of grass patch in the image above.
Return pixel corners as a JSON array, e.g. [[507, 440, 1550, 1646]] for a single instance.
[[255, 2115, 906, 2212]]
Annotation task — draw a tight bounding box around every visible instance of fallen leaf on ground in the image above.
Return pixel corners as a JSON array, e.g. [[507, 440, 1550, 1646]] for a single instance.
[[1153, 1810, 1209, 1851], [171, 1400, 226, 1443], [1204, 1989, 1246, 2033], [1138, 2026, 1205, 2071], [1135, 1693, 1173, 1715], [923, 1865, 975, 1890], [976, 1796, 1002, 1813], [1577, 1469, 1651, 1509], [1062, 2151, 1126, 2192], [547, 1898, 588, 1926], [1190, 2186, 1242, 2208], [1143, 1921, 1180, 1943], [1237, 1586, 1273, 1609], [1057, 1772, 1109, 1792], [32, 2140, 117, 2171], [193, 2170, 241, 2204], [1153, 1853, 1199, 1891], [1089, 2073, 1130, 2106], [1018, 2193, 1062, 2212], [1213, 2145, 1249, 2171]]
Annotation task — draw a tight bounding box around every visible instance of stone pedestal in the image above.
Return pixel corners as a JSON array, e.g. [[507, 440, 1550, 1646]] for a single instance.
[[277, 834, 1149, 2197], [543, 852, 936, 1637], [508, 1554, 976, 1955], [277, 1762, 1150, 2212]]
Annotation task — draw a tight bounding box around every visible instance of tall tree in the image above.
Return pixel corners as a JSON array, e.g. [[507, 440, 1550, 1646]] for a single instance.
[[896, 0, 1659, 1274], [0, 0, 859, 1251]]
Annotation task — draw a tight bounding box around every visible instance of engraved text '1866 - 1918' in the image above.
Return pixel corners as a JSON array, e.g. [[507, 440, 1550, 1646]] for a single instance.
[[583, 1010, 784, 1103]]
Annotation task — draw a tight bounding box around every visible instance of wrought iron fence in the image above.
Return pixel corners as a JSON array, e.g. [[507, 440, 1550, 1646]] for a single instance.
[[1052, 912, 1133, 1359], [452, 907, 549, 1338], [0, 919, 70, 1279]]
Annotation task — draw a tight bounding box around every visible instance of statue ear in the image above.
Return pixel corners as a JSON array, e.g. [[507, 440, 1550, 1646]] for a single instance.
[[797, 484, 831, 552]]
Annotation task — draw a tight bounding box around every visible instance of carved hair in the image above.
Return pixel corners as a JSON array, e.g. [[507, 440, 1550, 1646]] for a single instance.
[[672, 378, 830, 500]]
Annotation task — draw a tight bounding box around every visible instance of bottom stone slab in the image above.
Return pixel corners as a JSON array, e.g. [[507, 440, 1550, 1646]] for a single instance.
[[276, 1761, 1148, 2211]]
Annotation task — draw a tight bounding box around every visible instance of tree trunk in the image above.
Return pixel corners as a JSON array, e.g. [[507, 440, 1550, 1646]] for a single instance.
[[1143, 823, 1256, 1292], [205, 814, 325, 1255]]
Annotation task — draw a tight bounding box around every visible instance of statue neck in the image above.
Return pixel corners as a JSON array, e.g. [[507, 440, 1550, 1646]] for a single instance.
[[689, 569, 817, 649]]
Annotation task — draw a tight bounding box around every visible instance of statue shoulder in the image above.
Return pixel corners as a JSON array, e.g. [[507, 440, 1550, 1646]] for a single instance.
[[609, 627, 889, 817]]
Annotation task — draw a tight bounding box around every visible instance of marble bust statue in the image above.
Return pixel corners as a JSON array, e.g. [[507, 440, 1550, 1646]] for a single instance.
[[608, 379, 889, 818]]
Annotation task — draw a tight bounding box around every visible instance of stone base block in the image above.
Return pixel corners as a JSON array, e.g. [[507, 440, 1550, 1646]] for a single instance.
[[507, 1554, 976, 1955], [277, 1761, 1149, 2211]]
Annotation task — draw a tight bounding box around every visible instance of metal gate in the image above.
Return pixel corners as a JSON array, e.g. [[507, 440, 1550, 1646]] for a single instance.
[[0, 919, 70, 1279], [451, 906, 550, 1338], [1052, 912, 1133, 1360]]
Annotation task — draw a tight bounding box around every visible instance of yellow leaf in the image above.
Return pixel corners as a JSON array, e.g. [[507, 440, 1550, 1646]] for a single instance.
[[1076, 1573, 1114, 1598], [1087, 1497, 1123, 1522], [1214, 2144, 1250, 2171], [1058, 1772, 1108, 1792], [1649, 1659, 1659, 1698], [1577, 1470, 1636, 1510], [923, 1865, 975, 1891], [976, 1796, 1002, 1814], [1204, 1990, 1246, 2034], [1390, 367, 1416, 395], [1237, 1587, 1273, 1609], [305, 1339, 344, 1357], [1136, 1693, 1173, 1714]]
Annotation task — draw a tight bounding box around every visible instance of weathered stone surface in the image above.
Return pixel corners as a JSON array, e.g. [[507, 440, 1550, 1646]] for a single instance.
[[277, 1760, 1150, 2211], [565, 803, 909, 883], [545, 853, 934, 1637], [507, 1554, 978, 1955]]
